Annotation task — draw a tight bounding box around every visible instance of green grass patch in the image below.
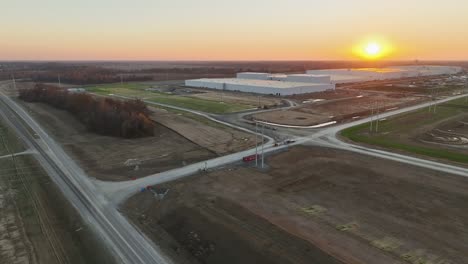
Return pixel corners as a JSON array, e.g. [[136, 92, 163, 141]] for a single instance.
[[86, 82, 252, 114], [341, 97, 468, 164], [147, 96, 249, 114], [86, 83, 151, 90]]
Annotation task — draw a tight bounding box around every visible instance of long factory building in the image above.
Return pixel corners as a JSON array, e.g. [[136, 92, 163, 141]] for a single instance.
[[306, 65, 463, 83], [185, 72, 335, 96], [185, 65, 463, 96]]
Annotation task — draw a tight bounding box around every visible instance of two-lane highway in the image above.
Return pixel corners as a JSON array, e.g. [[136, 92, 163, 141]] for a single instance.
[[0, 85, 174, 264]]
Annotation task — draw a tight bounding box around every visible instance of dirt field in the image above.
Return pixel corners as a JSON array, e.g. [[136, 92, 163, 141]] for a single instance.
[[0, 120, 113, 264], [287, 89, 362, 101], [148, 107, 255, 154], [124, 146, 468, 264], [252, 92, 425, 126], [418, 115, 468, 151], [185, 87, 283, 108], [17, 100, 255, 181]]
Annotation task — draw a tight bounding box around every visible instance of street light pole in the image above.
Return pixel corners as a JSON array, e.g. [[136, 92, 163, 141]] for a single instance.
[[12, 75, 17, 91], [255, 121, 258, 167], [375, 102, 380, 133]]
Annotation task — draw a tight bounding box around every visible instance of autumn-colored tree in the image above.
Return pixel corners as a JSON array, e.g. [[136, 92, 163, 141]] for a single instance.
[[19, 84, 155, 138]]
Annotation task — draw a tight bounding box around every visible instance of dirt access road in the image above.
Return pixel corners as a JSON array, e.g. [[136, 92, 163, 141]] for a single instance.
[[124, 146, 468, 264]]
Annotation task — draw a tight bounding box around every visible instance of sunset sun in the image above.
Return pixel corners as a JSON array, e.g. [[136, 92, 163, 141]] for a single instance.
[[353, 38, 393, 60], [365, 42, 381, 56]]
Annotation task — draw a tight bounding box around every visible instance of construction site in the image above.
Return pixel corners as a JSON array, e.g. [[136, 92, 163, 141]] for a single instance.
[[124, 146, 468, 264]]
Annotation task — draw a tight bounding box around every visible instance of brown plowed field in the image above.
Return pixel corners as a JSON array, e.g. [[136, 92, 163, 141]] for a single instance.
[[124, 146, 468, 264], [253, 93, 425, 126]]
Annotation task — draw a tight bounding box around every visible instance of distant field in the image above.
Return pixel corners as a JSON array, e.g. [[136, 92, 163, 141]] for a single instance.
[[341, 97, 468, 164], [86, 83, 253, 114]]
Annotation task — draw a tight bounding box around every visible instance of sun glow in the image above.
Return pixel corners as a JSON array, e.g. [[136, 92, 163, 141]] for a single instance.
[[365, 42, 381, 56], [353, 37, 394, 60]]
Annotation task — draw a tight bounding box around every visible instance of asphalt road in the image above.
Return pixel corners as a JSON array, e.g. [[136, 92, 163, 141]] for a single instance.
[[0, 86, 174, 264]]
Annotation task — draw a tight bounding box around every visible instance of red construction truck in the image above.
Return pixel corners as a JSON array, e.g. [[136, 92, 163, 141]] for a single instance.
[[242, 154, 259, 162]]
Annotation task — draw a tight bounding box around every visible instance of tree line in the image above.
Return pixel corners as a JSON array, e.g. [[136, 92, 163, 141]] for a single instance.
[[0, 65, 152, 84], [19, 84, 155, 138]]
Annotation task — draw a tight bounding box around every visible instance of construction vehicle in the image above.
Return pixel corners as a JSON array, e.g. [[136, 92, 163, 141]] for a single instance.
[[242, 154, 259, 162]]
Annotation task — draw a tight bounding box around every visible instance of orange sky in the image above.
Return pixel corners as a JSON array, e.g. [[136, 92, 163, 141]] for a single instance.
[[2, 0, 468, 61]]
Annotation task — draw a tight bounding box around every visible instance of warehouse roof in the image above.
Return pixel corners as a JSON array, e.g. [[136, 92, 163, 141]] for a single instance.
[[288, 74, 330, 77], [237, 72, 269, 75], [189, 78, 329, 89]]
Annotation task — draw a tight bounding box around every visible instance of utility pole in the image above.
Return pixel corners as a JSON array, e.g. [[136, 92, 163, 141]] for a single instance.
[[369, 104, 374, 132], [255, 121, 258, 167], [428, 87, 434, 113], [221, 83, 226, 103], [261, 123, 265, 168], [375, 102, 380, 133], [12, 75, 17, 91], [465, 79, 468, 104]]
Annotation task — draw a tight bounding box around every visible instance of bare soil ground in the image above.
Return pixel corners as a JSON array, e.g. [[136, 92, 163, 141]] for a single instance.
[[287, 89, 362, 101], [148, 107, 255, 154], [253, 92, 425, 126], [418, 115, 468, 151], [0, 121, 113, 264], [124, 146, 468, 264], [18, 101, 216, 181], [185, 88, 283, 108]]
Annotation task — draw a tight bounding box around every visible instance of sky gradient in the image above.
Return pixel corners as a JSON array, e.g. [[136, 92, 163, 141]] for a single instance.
[[2, 0, 468, 61]]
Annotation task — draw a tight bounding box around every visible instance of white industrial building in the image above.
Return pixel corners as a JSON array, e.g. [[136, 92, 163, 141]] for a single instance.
[[236, 72, 270, 80], [286, 74, 331, 83], [306, 65, 463, 84], [185, 78, 334, 96], [185, 66, 462, 95], [236, 72, 331, 83]]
